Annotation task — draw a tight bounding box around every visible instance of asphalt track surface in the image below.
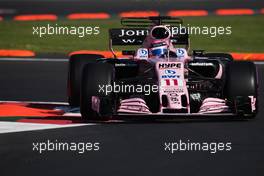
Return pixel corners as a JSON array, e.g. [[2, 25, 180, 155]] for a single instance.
[[0, 0, 263, 16], [0, 59, 263, 175]]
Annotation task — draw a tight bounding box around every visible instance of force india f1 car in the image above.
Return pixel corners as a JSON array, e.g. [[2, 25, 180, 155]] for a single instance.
[[68, 16, 258, 120]]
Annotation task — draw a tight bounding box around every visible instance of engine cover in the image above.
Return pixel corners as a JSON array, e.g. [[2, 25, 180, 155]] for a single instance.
[[188, 60, 220, 78]]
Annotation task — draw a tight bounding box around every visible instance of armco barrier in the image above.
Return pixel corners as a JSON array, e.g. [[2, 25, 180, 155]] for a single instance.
[[5, 9, 263, 21], [67, 13, 110, 20], [0, 50, 35, 57], [167, 10, 208, 17], [13, 14, 58, 21]]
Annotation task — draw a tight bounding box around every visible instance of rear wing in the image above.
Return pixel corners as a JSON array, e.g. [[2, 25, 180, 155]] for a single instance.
[[121, 16, 183, 27], [109, 16, 190, 57], [109, 28, 189, 46]]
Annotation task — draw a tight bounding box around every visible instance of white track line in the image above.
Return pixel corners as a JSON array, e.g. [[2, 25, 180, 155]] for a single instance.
[[0, 100, 68, 105], [0, 101, 92, 134], [0, 121, 93, 134], [254, 61, 264, 65], [0, 58, 68, 62]]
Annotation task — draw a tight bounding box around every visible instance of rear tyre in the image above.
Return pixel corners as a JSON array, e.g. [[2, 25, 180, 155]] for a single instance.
[[224, 61, 258, 118], [67, 54, 104, 106], [80, 63, 115, 121]]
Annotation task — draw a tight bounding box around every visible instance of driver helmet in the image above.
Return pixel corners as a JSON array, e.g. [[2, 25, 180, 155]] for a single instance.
[[149, 41, 168, 58]]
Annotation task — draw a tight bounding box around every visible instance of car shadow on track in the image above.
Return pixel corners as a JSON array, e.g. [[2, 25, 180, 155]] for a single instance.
[[22, 115, 253, 125]]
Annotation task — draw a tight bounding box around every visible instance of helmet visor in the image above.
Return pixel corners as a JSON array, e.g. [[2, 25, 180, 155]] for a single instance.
[[151, 48, 168, 57]]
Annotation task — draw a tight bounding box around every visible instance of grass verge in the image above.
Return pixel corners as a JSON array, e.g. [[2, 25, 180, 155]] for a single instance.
[[0, 15, 263, 55]]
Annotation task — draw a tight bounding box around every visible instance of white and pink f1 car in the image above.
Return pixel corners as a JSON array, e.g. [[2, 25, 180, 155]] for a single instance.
[[67, 16, 258, 120]]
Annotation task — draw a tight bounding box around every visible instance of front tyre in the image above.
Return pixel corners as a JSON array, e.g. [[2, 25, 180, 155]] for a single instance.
[[67, 54, 104, 107], [80, 63, 115, 121], [224, 61, 258, 118]]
